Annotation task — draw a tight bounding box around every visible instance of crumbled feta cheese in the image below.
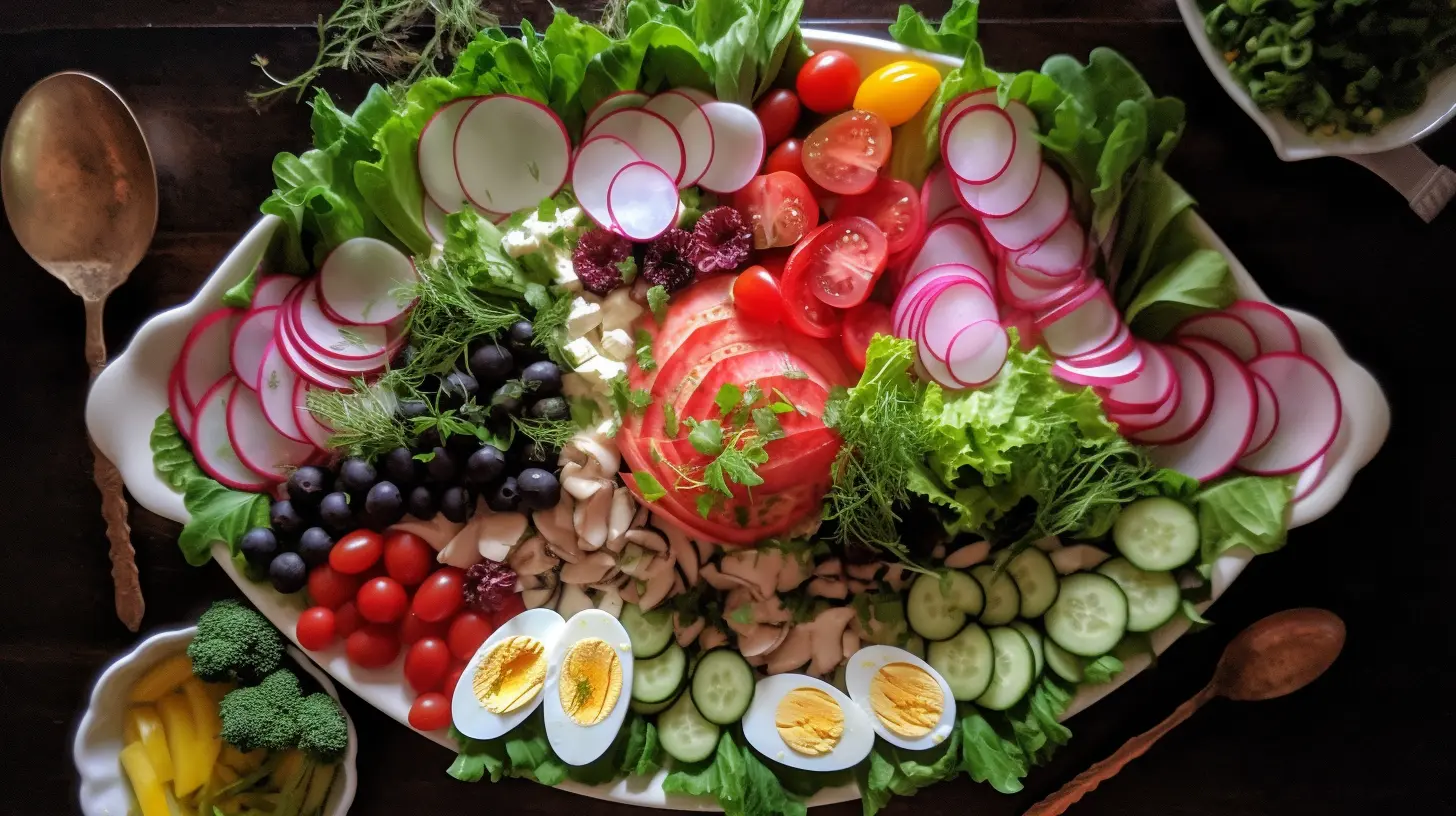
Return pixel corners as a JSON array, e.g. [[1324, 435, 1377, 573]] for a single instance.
[[599, 328, 634, 362], [600, 287, 645, 333], [562, 336, 600, 368], [567, 294, 603, 337], [501, 206, 583, 258], [548, 246, 579, 290], [574, 355, 628, 390]]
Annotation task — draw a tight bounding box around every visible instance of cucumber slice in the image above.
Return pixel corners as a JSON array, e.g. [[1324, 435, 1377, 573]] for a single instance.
[[905, 634, 927, 661], [1112, 497, 1199, 571], [657, 693, 721, 764], [970, 565, 1021, 626], [907, 573, 968, 641], [1044, 573, 1129, 657], [1096, 557, 1181, 633], [621, 602, 674, 659], [690, 648, 756, 725], [976, 627, 1036, 710], [1043, 638, 1084, 684], [632, 642, 687, 703], [1008, 621, 1044, 678], [630, 686, 682, 715], [926, 622, 994, 701], [1007, 548, 1059, 618]]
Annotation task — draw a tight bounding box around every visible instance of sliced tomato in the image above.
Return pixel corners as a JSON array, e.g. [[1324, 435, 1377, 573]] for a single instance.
[[731, 266, 785, 324], [678, 352, 831, 424], [802, 110, 893, 195], [835, 177, 924, 256], [763, 139, 829, 200], [734, 172, 820, 250], [785, 216, 889, 313], [841, 302, 895, 371], [781, 224, 843, 338]]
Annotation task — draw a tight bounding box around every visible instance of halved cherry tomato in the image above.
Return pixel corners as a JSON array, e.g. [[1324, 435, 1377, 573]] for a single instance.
[[763, 138, 829, 200], [408, 692, 452, 731], [306, 564, 361, 610], [411, 567, 465, 623], [834, 176, 925, 256], [802, 111, 893, 195], [754, 89, 801, 148], [780, 223, 845, 338], [329, 530, 384, 575], [345, 624, 400, 669], [404, 637, 451, 693], [841, 302, 895, 370], [853, 60, 941, 127], [399, 611, 449, 645], [785, 216, 889, 312], [447, 611, 495, 660], [796, 50, 861, 114], [295, 607, 337, 651], [383, 531, 434, 586], [489, 592, 527, 628], [731, 266, 785, 324], [734, 171, 820, 249]]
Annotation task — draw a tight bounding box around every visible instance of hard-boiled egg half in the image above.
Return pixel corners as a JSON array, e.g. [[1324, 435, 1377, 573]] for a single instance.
[[542, 609, 635, 766], [452, 608, 565, 740], [844, 645, 956, 750], [741, 673, 875, 772]]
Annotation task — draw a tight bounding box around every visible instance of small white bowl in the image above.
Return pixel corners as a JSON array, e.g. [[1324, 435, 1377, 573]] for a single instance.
[[73, 626, 358, 816]]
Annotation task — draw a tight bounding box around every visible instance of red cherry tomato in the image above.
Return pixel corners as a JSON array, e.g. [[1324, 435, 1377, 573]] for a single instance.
[[408, 692, 453, 731], [383, 531, 434, 586], [783, 216, 889, 321], [734, 172, 820, 250], [345, 623, 400, 669], [334, 601, 363, 638], [731, 266, 786, 324], [307, 565, 361, 610], [412, 567, 465, 623], [447, 611, 496, 661], [780, 224, 843, 339], [442, 662, 466, 698], [489, 592, 527, 628], [754, 89, 801, 148], [295, 607, 337, 651], [763, 139, 829, 200], [796, 50, 861, 114], [841, 302, 896, 371], [802, 111, 893, 195], [834, 176, 925, 256], [357, 576, 409, 624], [399, 611, 449, 645], [404, 636, 452, 693], [329, 530, 384, 575]]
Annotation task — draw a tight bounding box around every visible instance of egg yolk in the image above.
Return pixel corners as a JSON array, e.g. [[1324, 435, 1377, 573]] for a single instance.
[[559, 638, 623, 726], [775, 687, 845, 756], [869, 662, 943, 738], [473, 635, 547, 714]]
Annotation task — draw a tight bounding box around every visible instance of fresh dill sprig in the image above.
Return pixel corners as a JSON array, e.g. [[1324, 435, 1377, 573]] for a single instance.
[[1024, 435, 1169, 548], [596, 0, 631, 38], [402, 256, 524, 385], [511, 415, 578, 449], [531, 288, 575, 369], [306, 380, 411, 459]]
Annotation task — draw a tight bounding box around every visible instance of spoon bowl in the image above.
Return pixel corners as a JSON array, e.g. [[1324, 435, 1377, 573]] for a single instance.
[[1215, 607, 1346, 702]]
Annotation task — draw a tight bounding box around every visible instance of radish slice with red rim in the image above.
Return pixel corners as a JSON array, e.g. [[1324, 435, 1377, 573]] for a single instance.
[[423, 194, 449, 244], [997, 260, 1088, 312], [920, 165, 962, 223], [455, 95, 570, 215], [168, 369, 195, 442], [1036, 281, 1120, 357], [1129, 344, 1211, 445], [942, 105, 1015, 184], [1053, 344, 1144, 387], [271, 299, 354, 390], [939, 88, 998, 135], [255, 341, 308, 442], [1064, 322, 1135, 368], [892, 264, 990, 336], [1237, 352, 1341, 475], [318, 237, 419, 327], [607, 161, 680, 241], [644, 90, 716, 188], [251, 275, 299, 309], [1245, 372, 1280, 456], [179, 308, 241, 407], [191, 376, 272, 491], [919, 281, 1000, 359], [1007, 257, 1077, 291], [585, 90, 650, 132], [1014, 215, 1086, 278], [1109, 377, 1181, 433], [917, 339, 963, 389], [417, 97, 476, 211], [227, 380, 317, 482], [954, 103, 1042, 217], [282, 304, 394, 376], [230, 307, 278, 390], [1148, 338, 1257, 482], [1174, 311, 1261, 361], [572, 135, 643, 230], [1293, 453, 1328, 501], [981, 166, 1069, 252], [293, 278, 390, 361], [1225, 300, 1301, 354], [907, 217, 996, 280], [1099, 341, 1175, 414], [292, 378, 335, 452], [945, 319, 1009, 386], [588, 107, 686, 186], [696, 102, 765, 194]]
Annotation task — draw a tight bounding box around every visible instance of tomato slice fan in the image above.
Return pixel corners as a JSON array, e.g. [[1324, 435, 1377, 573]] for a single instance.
[[834, 176, 925, 256], [734, 172, 821, 250]]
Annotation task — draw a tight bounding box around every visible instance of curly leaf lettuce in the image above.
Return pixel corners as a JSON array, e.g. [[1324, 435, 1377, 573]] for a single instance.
[[663, 731, 807, 816], [150, 413, 271, 567], [859, 727, 963, 815], [1194, 473, 1296, 576]]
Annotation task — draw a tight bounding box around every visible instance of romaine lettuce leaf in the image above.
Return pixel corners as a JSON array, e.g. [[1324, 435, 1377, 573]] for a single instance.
[[957, 706, 1028, 794], [1194, 473, 1296, 576], [858, 727, 963, 815], [150, 413, 271, 567], [663, 731, 807, 816]]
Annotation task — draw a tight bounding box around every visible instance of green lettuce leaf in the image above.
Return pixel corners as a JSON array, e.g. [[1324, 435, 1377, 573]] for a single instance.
[[220, 266, 260, 309], [1082, 654, 1125, 684], [438, 207, 548, 300], [662, 731, 806, 816], [1194, 474, 1296, 576], [957, 706, 1028, 794], [887, 0, 980, 56], [150, 413, 271, 567], [858, 726, 963, 815], [445, 713, 568, 786], [1003, 677, 1074, 766]]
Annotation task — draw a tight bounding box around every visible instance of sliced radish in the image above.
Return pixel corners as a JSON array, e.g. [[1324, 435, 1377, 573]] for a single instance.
[[317, 236, 418, 326], [1293, 454, 1328, 501], [1225, 300, 1301, 354], [423, 194, 449, 244], [908, 217, 996, 279], [251, 275, 299, 309], [586, 107, 686, 186], [920, 281, 1000, 359], [980, 166, 1069, 252], [572, 136, 643, 230], [920, 165, 962, 223], [168, 369, 195, 442], [644, 90, 716, 188], [1245, 372, 1280, 456], [585, 90, 650, 132], [417, 97, 476, 211], [1148, 338, 1256, 482], [998, 261, 1088, 312], [606, 162, 680, 241], [227, 380, 317, 482], [945, 320, 1009, 386], [1064, 322, 1135, 369], [179, 308, 241, 406], [1053, 344, 1144, 387], [255, 341, 308, 442], [954, 103, 1042, 217], [1109, 378, 1181, 433], [941, 105, 1015, 184], [293, 378, 335, 452], [1036, 282, 1120, 358], [1237, 353, 1341, 475], [230, 307, 278, 390], [191, 376, 272, 491], [271, 300, 355, 390], [1129, 344, 1212, 445], [293, 278, 390, 361], [893, 264, 989, 337], [281, 301, 393, 376], [1174, 311, 1261, 361], [695, 102, 765, 194], [455, 95, 570, 215], [940, 88, 998, 133], [1015, 216, 1086, 279], [1099, 341, 1175, 414], [917, 339, 962, 390]]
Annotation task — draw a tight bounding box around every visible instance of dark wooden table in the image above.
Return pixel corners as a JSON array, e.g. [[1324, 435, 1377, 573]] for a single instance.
[[2, 2, 1452, 813]]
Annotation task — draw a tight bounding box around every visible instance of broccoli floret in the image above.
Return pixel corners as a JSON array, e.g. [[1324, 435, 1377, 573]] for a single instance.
[[188, 599, 286, 683], [296, 693, 349, 764], [219, 670, 304, 753]]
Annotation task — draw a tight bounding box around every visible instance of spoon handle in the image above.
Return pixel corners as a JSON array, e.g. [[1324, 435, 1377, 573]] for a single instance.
[[1023, 684, 1218, 816], [84, 298, 144, 632]]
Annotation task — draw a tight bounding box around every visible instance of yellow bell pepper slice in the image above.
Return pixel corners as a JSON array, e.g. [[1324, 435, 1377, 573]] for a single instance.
[[302, 763, 336, 814], [126, 706, 175, 784], [155, 693, 206, 797], [119, 742, 170, 816], [853, 60, 942, 127], [181, 679, 223, 779], [129, 654, 194, 703]]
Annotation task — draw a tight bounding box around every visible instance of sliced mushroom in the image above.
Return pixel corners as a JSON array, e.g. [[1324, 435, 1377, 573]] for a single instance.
[[1034, 535, 1063, 552], [807, 577, 848, 600], [665, 524, 698, 587], [641, 553, 673, 581], [744, 652, 768, 668], [508, 536, 559, 576], [545, 533, 584, 565], [620, 578, 642, 605], [883, 564, 912, 592], [944, 540, 992, 569], [671, 569, 685, 597], [633, 503, 652, 530], [625, 528, 668, 554], [533, 497, 576, 553], [841, 629, 861, 660], [693, 536, 716, 566], [738, 624, 789, 658], [638, 563, 676, 611], [389, 516, 465, 552], [589, 573, 629, 592], [556, 584, 595, 619], [560, 551, 617, 585], [814, 558, 843, 578], [766, 626, 814, 675], [805, 607, 857, 676], [776, 552, 811, 592], [1051, 544, 1111, 574], [596, 587, 624, 618], [478, 511, 527, 562], [577, 488, 612, 551], [568, 430, 620, 475], [720, 551, 768, 597], [437, 516, 484, 569], [846, 561, 882, 582], [564, 472, 609, 503], [846, 579, 874, 595], [698, 626, 728, 651], [515, 573, 545, 592], [752, 594, 792, 626], [523, 584, 560, 610], [700, 563, 758, 595], [674, 613, 706, 647], [607, 488, 635, 546]]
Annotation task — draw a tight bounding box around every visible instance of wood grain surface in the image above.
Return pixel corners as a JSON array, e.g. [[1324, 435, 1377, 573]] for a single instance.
[[1, 2, 1452, 813]]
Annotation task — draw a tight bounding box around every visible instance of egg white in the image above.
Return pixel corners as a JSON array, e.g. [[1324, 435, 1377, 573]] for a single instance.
[[741, 673, 875, 772], [451, 608, 565, 740], [844, 645, 957, 751], [543, 608, 636, 766]]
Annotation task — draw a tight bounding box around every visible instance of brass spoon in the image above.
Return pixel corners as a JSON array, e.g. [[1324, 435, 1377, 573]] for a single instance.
[[1025, 608, 1346, 816], [2, 72, 158, 632]]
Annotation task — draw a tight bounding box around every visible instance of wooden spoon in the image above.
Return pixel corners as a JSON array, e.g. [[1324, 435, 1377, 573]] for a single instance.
[[1025, 608, 1346, 815], [2, 72, 158, 631]]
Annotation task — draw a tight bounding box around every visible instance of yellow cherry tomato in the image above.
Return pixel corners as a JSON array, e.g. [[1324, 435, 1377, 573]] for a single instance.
[[853, 61, 942, 127]]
